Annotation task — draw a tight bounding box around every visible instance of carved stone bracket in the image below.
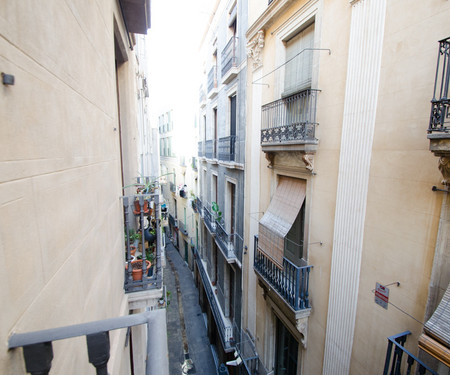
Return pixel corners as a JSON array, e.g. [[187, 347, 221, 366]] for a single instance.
[[296, 316, 308, 349], [438, 156, 450, 186], [264, 150, 315, 173], [247, 30, 265, 70], [302, 153, 314, 173]]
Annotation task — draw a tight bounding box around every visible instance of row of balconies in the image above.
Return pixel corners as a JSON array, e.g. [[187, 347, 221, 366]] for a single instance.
[[198, 136, 238, 163]]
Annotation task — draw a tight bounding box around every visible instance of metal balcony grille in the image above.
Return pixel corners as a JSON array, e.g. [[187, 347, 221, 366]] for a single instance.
[[205, 139, 216, 159], [253, 236, 312, 311], [123, 194, 162, 293], [204, 205, 216, 234], [218, 135, 236, 162], [194, 247, 234, 351], [208, 66, 217, 93], [221, 36, 237, 78], [261, 89, 319, 145], [383, 332, 437, 375], [198, 141, 204, 157], [429, 37, 450, 132]]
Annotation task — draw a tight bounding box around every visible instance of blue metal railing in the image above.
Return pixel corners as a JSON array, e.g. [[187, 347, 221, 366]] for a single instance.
[[198, 141, 204, 157], [383, 331, 438, 375], [253, 236, 312, 311]]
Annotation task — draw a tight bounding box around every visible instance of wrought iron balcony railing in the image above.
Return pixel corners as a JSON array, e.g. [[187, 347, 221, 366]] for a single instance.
[[261, 89, 319, 145], [205, 139, 217, 159], [198, 141, 204, 157], [169, 182, 176, 193], [429, 37, 450, 133], [197, 197, 203, 217], [383, 331, 438, 375], [221, 36, 238, 79], [199, 86, 206, 104], [204, 205, 216, 234], [218, 135, 236, 162], [215, 222, 243, 264], [253, 236, 312, 311], [178, 220, 188, 236], [208, 66, 218, 93], [123, 194, 162, 293], [168, 213, 177, 228], [194, 247, 235, 351]]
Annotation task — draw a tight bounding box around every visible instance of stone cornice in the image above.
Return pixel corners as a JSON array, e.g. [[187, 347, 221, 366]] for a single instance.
[[246, 0, 296, 41]]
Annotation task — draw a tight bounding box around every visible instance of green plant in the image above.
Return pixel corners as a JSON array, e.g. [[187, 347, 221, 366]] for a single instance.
[[125, 229, 141, 243], [211, 201, 222, 222]]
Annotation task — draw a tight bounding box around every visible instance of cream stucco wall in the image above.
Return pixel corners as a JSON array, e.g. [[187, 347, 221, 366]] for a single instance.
[[245, 0, 450, 374], [1, 2, 145, 374]]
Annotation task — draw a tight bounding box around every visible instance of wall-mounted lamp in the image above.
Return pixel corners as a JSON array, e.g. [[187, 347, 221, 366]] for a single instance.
[[2, 72, 15, 86]]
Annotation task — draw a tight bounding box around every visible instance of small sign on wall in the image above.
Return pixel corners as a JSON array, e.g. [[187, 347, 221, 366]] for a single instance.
[[375, 282, 389, 309]]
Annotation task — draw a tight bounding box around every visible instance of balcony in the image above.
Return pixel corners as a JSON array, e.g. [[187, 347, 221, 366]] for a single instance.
[[253, 236, 312, 311], [221, 36, 238, 84], [194, 247, 235, 351], [215, 221, 242, 265], [198, 141, 204, 158], [205, 139, 217, 159], [207, 66, 218, 99], [218, 135, 236, 162], [261, 89, 319, 153], [428, 37, 450, 184], [196, 197, 204, 218], [178, 220, 188, 236], [8, 309, 168, 374], [123, 194, 162, 293], [203, 205, 216, 234], [169, 182, 176, 193], [199, 86, 206, 107], [168, 213, 177, 228], [383, 332, 438, 375]]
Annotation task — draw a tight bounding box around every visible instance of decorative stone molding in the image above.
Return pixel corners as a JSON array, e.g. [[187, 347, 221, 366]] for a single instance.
[[264, 150, 315, 173], [296, 316, 308, 348], [301, 153, 314, 172], [247, 30, 265, 70], [438, 157, 450, 186]]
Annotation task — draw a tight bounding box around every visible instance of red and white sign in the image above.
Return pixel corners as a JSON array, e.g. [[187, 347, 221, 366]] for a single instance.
[[375, 282, 389, 309]]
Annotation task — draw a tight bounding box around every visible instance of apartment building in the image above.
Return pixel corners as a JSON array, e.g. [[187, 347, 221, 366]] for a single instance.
[[243, 0, 450, 374], [195, 0, 248, 370], [1, 2, 167, 374]]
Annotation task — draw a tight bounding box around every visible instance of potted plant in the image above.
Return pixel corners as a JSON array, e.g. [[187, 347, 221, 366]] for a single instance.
[[211, 201, 222, 222], [129, 259, 151, 281]]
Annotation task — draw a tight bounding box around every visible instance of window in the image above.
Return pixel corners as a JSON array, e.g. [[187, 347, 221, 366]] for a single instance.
[[226, 181, 236, 235], [275, 316, 299, 375], [284, 22, 314, 96], [212, 174, 218, 205], [258, 176, 306, 267], [229, 94, 237, 161]]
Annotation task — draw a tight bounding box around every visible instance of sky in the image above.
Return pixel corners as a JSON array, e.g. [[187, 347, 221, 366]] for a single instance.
[[146, 0, 216, 156]]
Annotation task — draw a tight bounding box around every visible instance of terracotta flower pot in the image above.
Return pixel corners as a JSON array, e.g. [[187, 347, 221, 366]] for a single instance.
[[133, 200, 150, 215], [130, 260, 151, 281]]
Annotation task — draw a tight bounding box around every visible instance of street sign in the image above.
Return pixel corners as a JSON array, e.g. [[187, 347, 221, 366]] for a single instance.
[[375, 282, 389, 309]]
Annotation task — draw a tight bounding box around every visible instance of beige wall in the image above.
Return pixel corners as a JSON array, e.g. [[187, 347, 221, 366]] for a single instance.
[[0, 1, 143, 374], [245, 0, 450, 374]]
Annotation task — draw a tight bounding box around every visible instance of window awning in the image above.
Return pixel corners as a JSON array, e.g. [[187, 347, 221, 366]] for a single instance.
[[258, 176, 306, 267], [418, 284, 450, 367]]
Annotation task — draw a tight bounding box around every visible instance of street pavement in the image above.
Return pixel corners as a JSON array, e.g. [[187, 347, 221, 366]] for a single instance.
[[164, 235, 217, 375]]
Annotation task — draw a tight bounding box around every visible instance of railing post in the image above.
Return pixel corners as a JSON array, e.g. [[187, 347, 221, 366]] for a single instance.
[[139, 196, 148, 280], [294, 267, 300, 310], [155, 191, 162, 288], [383, 340, 394, 375], [86, 332, 110, 375], [123, 197, 133, 284], [23, 342, 53, 375]]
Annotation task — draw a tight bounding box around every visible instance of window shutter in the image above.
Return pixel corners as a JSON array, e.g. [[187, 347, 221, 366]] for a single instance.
[[284, 23, 315, 96]]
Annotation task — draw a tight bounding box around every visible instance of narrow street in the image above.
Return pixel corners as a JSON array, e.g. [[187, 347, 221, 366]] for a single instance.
[[164, 234, 217, 375]]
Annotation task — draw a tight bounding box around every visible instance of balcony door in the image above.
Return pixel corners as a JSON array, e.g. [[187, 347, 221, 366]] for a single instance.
[[285, 201, 305, 267], [230, 94, 236, 161], [275, 316, 299, 375]]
